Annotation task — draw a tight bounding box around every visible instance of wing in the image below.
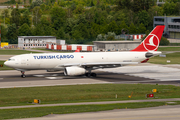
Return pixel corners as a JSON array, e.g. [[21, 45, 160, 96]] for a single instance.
[[57, 62, 139, 69]]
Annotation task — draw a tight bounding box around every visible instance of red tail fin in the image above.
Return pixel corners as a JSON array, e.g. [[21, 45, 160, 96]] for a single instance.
[[131, 25, 165, 52]]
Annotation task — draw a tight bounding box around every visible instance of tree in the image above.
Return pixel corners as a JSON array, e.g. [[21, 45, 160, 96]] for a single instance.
[[148, 6, 163, 30], [64, 33, 71, 43], [85, 8, 95, 23], [107, 21, 118, 34], [10, 0, 16, 4], [129, 23, 136, 34], [6, 24, 18, 44], [31, 24, 43, 35], [10, 8, 21, 28], [66, 7, 73, 18], [97, 34, 103, 41], [163, 2, 179, 15], [29, 0, 32, 4], [29, 0, 43, 9], [118, 21, 128, 34], [116, 0, 132, 10], [137, 23, 146, 34], [57, 28, 65, 39], [1, 9, 9, 18], [32, 6, 42, 26], [21, 10, 31, 26], [72, 22, 90, 40], [107, 32, 116, 40], [40, 3, 46, 11], [23, 0, 26, 4], [90, 0, 94, 6], [0, 25, 7, 42], [18, 0, 21, 4], [32, 16, 54, 36], [137, 10, 150, 27], [50, 0, 56, 4], [106, 36, 114, 40], [50, 6, 66, 31], [18, 23, 32, 36], [58, 0, 66, 7], [74, 4, 85, 14], [71, 30, 83, 43]]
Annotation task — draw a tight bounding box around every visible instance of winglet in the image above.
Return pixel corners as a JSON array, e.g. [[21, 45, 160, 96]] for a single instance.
[[131, 25, 165, 52], [75, 48, 80, 52]]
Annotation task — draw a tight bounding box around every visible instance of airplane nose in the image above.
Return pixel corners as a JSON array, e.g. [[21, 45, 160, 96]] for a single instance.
[[4, 61, 9, 66]]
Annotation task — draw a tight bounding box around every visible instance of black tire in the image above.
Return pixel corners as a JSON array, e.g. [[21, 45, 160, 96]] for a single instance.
[[21, 75, 26, 78], [91, 73, 97, 77], [85, 73, 91, 77]]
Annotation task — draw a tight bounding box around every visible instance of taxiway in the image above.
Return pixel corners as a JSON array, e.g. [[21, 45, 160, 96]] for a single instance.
[[0, 63, 180, 88]]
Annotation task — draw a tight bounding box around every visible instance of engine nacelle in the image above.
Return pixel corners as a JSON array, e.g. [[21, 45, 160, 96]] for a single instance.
[[64, 66, 86, 76]]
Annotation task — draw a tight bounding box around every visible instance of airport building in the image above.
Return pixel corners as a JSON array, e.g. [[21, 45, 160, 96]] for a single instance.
[[18, 36, 57, 48], [154, 16, 180, 39], [93, 41, 141, 51]]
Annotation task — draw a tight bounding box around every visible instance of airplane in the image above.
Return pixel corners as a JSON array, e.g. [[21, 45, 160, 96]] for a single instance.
[[4, 25, 165, 78]]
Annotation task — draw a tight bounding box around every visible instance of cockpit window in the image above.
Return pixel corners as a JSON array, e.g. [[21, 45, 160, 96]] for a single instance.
[[8, 59, 15, 61]]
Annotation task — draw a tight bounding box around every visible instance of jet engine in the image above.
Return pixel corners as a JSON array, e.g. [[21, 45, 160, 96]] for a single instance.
[[64, 66, 86, 76], [145, 52, 154, 58]]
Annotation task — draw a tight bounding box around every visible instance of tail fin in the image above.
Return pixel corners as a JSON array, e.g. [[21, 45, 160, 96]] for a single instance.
[[131, 25, 165, 52]]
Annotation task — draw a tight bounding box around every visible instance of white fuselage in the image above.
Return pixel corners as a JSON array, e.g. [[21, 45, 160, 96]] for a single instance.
[[4, 51, 148, 71]]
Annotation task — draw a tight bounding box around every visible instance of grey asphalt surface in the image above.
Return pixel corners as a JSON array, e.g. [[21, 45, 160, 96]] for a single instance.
[[1, 69, 179, 89], [0, 55, 14, 60], [11, 105, 180, 120]]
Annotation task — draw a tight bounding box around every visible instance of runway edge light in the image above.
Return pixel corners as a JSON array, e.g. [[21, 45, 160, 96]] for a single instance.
[[146, 94, 154, 98], [152, 89, 157, 93], [34, 99, 41, 104]]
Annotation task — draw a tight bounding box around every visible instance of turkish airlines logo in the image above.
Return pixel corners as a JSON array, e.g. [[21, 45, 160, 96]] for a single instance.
[[143, 34, 159, 51]]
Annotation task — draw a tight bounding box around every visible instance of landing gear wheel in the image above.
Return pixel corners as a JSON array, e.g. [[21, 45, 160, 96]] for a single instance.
[[21, 74, 26, 78], [21, 71, 26, 78], [85, 73, 97, 77], [90, 73, 96, 77], [85, 73, 91, 77]]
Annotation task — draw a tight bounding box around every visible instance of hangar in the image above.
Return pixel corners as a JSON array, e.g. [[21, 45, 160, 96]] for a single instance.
[[93, 41, 141, 51]]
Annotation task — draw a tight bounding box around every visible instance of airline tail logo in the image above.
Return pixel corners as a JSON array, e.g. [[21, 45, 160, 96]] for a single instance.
[[131, 25, 165, 52], [143, 34, 159, 51]]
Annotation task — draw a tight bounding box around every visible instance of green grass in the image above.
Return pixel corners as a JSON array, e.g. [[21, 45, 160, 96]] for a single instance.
[[149, 52, 180, 64], [0, 49, 41, 55], [0, 60, 13, 70], [158, 47, 180, 51], [0, 84, 180, 107], [1, 101, 179, 119]]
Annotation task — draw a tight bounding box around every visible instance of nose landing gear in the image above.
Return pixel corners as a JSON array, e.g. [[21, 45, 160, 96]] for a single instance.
[[21, 71, 26, 78]]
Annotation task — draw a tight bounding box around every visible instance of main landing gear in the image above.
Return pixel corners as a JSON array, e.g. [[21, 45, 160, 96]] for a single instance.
[[85, 68, 96, 77], [85, 72, 97, 77], [21, 71, 26, 78]]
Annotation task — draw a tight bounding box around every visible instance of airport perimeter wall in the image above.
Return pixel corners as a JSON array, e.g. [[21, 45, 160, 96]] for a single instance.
[[46, 44, 93, 52]]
